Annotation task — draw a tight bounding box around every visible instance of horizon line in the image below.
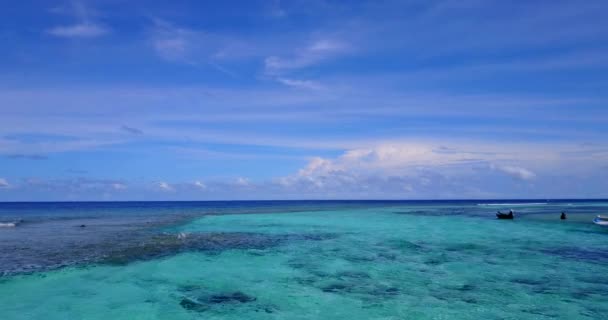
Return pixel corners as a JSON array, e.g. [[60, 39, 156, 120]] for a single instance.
[[1, 198, 607, 203]]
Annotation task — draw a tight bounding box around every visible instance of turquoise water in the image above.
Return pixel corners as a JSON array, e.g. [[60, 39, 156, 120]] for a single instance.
[[1, 201, 607, 319]]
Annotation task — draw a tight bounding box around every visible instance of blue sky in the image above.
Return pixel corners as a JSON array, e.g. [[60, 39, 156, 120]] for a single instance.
[[1, 0, 608, 200]]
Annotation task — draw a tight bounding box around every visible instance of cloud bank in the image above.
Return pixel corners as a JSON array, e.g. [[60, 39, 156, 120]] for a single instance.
[[46, 2, 108, 38], [47, 23, 108, 38]]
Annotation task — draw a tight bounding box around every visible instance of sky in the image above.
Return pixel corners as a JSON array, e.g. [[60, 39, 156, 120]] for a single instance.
[[1, 0, 608, 201]]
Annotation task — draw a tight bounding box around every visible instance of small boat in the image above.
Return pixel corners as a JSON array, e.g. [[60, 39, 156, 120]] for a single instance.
[[496, 211, 514, 219], [593, 215, 608, 226]]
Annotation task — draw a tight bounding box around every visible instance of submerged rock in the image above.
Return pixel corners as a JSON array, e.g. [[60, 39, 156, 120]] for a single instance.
[[179, 291, 257, 312], [541, 247, 608, 264], [511, 277, 546, 286], [342, 253, 376, 263], [385, 239, 424, 251], [376, 251, 397, 261], [103, 232, 337, 265], [321, 282, 352, 293], [180, 297, 208, 312], [424, 253, 449, 266], [320, 280, 402, 300], [456, 284, 476, 291], [336, 270, 371, 280], [317, 272, 402, 300], [207, 291, 256, 304], [444, 243, 486, 252]]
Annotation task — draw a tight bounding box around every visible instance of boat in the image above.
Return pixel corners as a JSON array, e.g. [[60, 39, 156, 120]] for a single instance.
[[593, 215, 608, 226], [496, 211, 514, 219]]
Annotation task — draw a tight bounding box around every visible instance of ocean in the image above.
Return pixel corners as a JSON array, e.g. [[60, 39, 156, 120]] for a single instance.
[[0, 200, 607, 319]]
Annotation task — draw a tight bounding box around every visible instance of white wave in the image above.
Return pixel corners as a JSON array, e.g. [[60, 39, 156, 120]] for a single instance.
[[0, 222, 18, 228], [0, 219, 23, 228], [477, 203, 547, 206]]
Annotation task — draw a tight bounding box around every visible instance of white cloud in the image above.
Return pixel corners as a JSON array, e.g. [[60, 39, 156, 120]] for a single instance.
[[157, 181, 174, 191], [47, 23, 108, 38], [193, 181, 207, 189], [235, 177, 250, 186], [152, 23, 191, 62], [309, 39, 346, 52], [276, 142, 548, 197], [149, 19, 233, 70], [296, 144, 479, 176], [112, 183, 127, 190], [46, 2, 108, 38], [265, 38, 351, 74], [277, 78, 324, 90], [0, 178, 9, 188], [493, 165, 536, 180]]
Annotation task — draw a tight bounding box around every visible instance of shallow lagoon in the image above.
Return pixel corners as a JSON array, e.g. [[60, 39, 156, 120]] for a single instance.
[[1, 201, 607, 319]]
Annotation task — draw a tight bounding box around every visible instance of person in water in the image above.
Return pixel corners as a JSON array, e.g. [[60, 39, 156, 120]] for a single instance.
[[560, 212, 567, 220]]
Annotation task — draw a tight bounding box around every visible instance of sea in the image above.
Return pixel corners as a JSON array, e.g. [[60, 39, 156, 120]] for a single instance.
[[0, 200, 607, 319]]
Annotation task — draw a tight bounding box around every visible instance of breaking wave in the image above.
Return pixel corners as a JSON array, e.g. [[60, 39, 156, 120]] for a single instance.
[[477, 203, 548, 206], [0, 220, 22, 228]]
